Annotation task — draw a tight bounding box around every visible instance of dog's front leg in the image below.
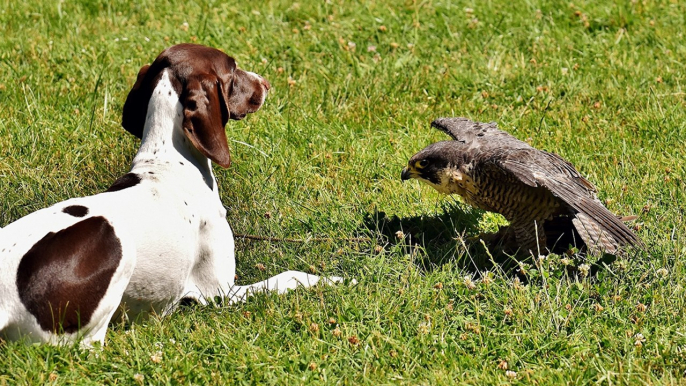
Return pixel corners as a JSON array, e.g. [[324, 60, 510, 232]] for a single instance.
[[228, 271, 347, 304]]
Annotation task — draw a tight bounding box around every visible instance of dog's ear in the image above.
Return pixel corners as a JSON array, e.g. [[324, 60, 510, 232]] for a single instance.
[[121, 64, 151, 139], [216, 57, 239, 121], [182, 74, 232, 168]]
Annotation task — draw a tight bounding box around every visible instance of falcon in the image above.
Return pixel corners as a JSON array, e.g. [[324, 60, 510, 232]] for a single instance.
[[401, 117, 643, 255]]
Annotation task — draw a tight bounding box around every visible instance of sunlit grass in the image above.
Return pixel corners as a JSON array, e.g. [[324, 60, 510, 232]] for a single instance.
[[1, 0, 685, 384]]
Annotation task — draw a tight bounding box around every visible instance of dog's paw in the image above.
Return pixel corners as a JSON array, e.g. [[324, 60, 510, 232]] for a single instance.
[[321, 276, 357, 286], [321, 276, 343, 284], [270, 271, 356, 292]]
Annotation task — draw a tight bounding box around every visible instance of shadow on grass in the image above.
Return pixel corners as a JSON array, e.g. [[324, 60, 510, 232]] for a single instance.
[[360, 203, 507, 273], [361, 204, 619, 278]]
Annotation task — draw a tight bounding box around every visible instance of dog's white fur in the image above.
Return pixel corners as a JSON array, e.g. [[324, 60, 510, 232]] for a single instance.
[[0, 45, 343, 345]]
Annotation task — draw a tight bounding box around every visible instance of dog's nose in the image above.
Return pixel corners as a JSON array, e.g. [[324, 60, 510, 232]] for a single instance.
[[260, 77, 271, 91]]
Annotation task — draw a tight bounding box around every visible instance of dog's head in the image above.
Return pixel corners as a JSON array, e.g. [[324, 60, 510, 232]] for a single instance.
[[121, 43, 270, 167]]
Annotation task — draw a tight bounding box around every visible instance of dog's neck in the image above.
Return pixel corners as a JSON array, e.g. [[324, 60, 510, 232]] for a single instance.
[[131, 70, 215, 190]]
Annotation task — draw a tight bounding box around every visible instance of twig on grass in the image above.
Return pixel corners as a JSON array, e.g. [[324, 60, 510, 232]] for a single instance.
[[233, 233, 371, 244]]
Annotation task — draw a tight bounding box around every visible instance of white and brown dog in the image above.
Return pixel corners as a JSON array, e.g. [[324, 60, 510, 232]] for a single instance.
[[0, 44, 343, 345]]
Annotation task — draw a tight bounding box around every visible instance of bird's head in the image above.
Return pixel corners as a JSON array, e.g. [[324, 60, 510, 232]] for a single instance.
[[401, 141, 469, 195]]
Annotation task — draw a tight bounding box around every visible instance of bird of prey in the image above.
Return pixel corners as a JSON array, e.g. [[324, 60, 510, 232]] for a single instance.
[[401, 117, 642, 255]]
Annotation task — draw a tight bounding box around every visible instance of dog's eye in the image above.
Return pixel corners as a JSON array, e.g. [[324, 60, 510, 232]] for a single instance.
[[417, 159, 429, 169]]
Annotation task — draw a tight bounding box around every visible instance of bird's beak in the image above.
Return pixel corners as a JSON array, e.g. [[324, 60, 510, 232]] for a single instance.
[[401, 167, 412, 181]]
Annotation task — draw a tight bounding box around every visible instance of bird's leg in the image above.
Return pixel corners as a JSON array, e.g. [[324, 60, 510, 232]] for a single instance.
[[512, 219, 547, 256], [468, 225, 516, 247]]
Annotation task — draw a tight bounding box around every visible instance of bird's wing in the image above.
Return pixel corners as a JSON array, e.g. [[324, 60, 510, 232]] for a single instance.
[[431, 117, 500, 143], [482, 148, 642, 250], [491, 149, 597, 193]]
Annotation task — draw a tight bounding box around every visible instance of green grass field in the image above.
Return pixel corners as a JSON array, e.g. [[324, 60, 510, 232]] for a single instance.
[[1, 0, 685, 384]]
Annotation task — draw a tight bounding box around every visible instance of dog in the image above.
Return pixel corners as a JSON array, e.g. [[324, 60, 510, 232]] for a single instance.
[[0, 44, 343, 345]]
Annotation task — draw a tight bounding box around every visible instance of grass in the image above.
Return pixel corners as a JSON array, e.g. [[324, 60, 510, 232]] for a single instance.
[[1, 0, 685, 384]]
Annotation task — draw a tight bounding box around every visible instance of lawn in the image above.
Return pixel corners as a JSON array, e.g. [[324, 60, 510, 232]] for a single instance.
[[1, 0, 685, 384]]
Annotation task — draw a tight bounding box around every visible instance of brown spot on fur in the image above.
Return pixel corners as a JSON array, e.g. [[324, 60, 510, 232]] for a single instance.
[[106, 173, 141, 192], [62, 205, 89, 218], [16, 217, 123, 334]]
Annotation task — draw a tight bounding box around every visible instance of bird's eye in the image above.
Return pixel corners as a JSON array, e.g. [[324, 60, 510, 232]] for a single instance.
[[417, 159, 429, 169]]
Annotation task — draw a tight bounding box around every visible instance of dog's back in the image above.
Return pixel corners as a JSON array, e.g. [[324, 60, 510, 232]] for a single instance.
[[0, 195, 137, 345]]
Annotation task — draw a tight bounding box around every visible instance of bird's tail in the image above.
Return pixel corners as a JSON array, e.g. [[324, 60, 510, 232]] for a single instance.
[[571, 207, 643, 255]]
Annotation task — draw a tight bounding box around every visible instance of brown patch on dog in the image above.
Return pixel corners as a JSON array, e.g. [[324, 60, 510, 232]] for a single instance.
[[106, 173, 142, 192], [121, 44, 269, 168], [62, 205, 89, 217], [16, 216, 123, 334]]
